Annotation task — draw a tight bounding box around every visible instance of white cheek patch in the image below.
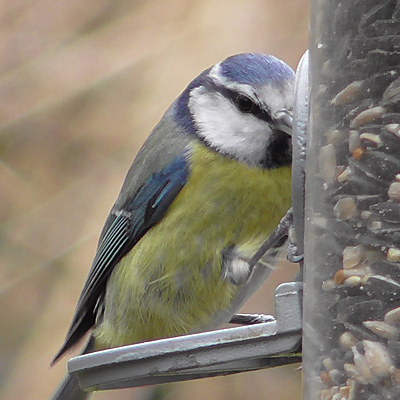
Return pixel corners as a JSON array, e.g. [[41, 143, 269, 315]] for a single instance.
[[189, 86, 271, 166]]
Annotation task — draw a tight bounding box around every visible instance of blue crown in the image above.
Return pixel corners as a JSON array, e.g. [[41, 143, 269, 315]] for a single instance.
[[219, 53, 294, 88]]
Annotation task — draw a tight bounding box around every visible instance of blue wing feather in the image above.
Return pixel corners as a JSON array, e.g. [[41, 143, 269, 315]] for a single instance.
[[52, 153, 189, 363]]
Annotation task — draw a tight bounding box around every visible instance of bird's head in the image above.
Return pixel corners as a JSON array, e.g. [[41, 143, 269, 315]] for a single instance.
[[174, 53, 295, 168]]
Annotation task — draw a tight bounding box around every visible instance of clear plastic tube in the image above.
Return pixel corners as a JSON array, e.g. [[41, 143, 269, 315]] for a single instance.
[[304, 1, 400, 399]]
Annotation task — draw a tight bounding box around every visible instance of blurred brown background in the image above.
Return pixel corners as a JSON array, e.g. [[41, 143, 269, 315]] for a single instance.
[[0, 1, 308, 399]]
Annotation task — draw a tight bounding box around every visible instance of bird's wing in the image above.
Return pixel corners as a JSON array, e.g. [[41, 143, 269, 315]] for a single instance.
[[52, 150, 190, 364]]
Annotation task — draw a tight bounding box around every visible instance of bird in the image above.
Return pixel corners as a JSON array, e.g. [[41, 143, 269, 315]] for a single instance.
[[50, 53, 295, 400]]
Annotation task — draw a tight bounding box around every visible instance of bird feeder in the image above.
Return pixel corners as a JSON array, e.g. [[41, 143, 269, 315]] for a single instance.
[[303, 1, 400, 399]]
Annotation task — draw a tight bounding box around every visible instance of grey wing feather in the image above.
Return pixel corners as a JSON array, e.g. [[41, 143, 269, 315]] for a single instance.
[[52, 101, 193, 364]]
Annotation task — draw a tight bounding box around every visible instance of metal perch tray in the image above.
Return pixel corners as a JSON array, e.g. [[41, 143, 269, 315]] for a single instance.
[[68, 282, 302, 392]]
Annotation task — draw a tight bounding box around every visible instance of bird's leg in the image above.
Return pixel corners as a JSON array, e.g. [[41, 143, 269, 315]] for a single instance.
[[247, 208, 293, 272], [229, 209, 303, 327], [287, 224, 304, 264]]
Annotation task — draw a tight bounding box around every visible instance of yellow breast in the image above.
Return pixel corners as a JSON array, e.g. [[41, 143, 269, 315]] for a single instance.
[[94, 142, 291, 349]]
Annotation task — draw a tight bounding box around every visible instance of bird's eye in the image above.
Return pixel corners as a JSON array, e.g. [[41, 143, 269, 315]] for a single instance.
[[235, 94, 254, 113]]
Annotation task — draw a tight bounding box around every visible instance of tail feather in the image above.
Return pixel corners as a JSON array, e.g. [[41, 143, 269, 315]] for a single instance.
[[49, 374, 89, 400]]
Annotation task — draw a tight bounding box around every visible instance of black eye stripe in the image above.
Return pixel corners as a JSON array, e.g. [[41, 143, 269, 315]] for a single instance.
[[210, 84, 273, 124]]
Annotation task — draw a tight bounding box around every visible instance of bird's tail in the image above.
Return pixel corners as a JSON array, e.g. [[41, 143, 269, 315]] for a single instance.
[[49, 374, 89, 400], [49, 337, 95, 400]]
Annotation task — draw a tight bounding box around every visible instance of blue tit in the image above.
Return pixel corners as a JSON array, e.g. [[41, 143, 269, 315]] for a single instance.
[[50, 53, 294, 400]]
